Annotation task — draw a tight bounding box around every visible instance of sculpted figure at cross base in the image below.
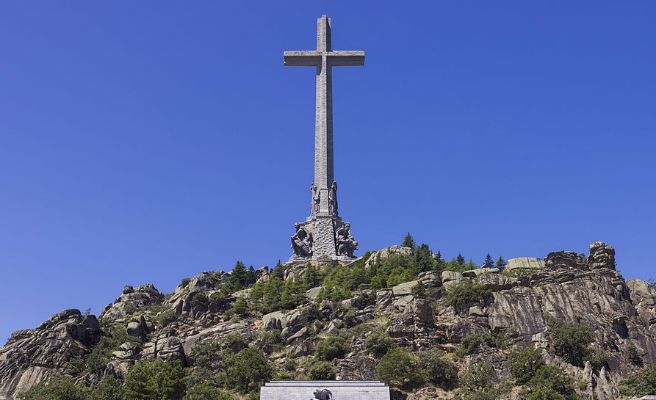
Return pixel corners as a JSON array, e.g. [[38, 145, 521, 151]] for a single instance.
[[311, 184, 320, 215], [336, 222, 357, 257], [328, 182, 338, 216], [313, 389, 333, 400], [291, 223, 313, 258]]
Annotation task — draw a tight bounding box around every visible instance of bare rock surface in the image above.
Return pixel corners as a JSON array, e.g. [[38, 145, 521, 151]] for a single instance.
[[1, 241, 654, 400], [0, 310, 100, 397]]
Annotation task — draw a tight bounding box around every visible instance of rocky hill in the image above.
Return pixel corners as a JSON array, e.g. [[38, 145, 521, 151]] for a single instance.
[[1, 242, 655, 400]]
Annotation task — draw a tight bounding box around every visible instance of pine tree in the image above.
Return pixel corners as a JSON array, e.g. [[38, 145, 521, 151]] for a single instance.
[[247, 266, 257, 285], [495, 257, 507, 269], [272, 260, 285, 279], [228, 261, 248, 291], [303, 265, 322, 288], [483, 254, 494, 268], [456, 253, 465, 265], [262, 278, 284, 312], [281, 280, 305, 309], [415, 244, 435, 273], [402, 233, 416, 249]]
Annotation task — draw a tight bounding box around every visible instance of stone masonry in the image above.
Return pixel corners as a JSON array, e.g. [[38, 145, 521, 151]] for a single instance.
[[285, 16, 363, 263]]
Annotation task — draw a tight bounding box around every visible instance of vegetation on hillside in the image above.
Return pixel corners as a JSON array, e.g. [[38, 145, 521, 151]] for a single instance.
[[18, 233, 656, 400]]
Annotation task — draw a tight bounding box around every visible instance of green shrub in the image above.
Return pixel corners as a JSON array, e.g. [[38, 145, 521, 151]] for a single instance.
[[191, 340, 222, 369], [124, 360, 186, 400], [284, 358, 297, 371], [527, 365, 578, 399], [17, 376, 89, 400], [353, 291, 376, 309], [627, 342, 643, 366], [180, 278, 191, 287], [303, 265, 323, 288], [183, 384, 233, 400], [447, 281, 492, 310], [376, 347, 424, 389], [222, 334, 250, 353], [156, 309, 177, 328], [585, 350, 608, 373], [526, 386, 567, 400], [306, 360, 336, 380], [231, 297, 249, 317], [209, 291, 230, 313], [91, 374, 124, 400], [224, 348, 273, 393], [416, 350, 457, 388], [365, 330, 394, 358], [457, 332, 507, 357], [342, 308, 359, 328], [257, 330, 283, 353], [250, 278, 284, 313], [411, 281, 427, 298], [190, 293, 209, 312], [547, 318, 593, 367], [280, 279, 307, 309], [316, 336, 350, 361], [619, 365, 656, 397], [509, 347, 545, 384], [73, 323, 134, 375], [503, 269, 538, 278], [462, 361, 496, 390], [457, 389, 499, 400], [444, 258, 477, 273], [484, 331, 508, 349], [458, 335, 484, 356]]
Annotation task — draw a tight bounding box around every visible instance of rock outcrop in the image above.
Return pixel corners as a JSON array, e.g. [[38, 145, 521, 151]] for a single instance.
[[0, 310, 100, 397], [1, 241, 654, 400]]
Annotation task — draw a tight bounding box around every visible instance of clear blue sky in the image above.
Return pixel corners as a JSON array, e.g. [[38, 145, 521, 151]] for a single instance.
[[1, 1, 655, 343]]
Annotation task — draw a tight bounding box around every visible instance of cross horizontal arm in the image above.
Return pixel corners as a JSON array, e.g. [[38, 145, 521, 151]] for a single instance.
[[284, 50, 365, 67], [284, 51, 322, 66], [327, 51, 365, 66]]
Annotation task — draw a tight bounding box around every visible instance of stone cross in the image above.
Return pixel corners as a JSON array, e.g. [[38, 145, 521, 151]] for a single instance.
[[285, 16, 362, 262], [284, 15, 364, 216]]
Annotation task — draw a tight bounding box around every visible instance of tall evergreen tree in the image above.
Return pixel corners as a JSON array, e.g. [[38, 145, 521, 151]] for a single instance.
[[247, 266, 257, 285], [303, 265, 322, 288], [456, 253, 465, 265], [402, 233, 416, 249], [415, 244, 435, 273], [483, 254, 494, 268], [495, 257, 507, 269], [272, 260, 285, 279]]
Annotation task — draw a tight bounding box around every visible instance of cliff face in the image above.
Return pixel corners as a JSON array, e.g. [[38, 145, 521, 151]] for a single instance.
[[0, 310, 100, 398], [1, 242, 655, 400]]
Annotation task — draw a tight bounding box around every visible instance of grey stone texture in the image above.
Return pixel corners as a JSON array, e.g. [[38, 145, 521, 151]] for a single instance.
[[285, 16, 363, 263], [505, 257, 545, 272], [260, 381, 390, 400], [589, 241, 617, 270]]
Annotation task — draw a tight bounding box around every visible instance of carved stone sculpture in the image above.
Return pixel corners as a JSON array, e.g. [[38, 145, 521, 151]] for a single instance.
[[313, 389, 333, 400], [328, 182, 338, 216], [335, 222, 357, 258], [311, 184, 320, 216], [589, 242, 616, 270], [291, 224, 313, 258]]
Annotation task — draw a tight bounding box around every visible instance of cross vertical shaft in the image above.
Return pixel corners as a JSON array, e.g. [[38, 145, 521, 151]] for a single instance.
[[315, 16, 333, 192], [284, 15, 364, 217]]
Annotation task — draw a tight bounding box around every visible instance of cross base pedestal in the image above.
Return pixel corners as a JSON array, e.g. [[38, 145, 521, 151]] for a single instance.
[[289, 215, 358, 264]]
